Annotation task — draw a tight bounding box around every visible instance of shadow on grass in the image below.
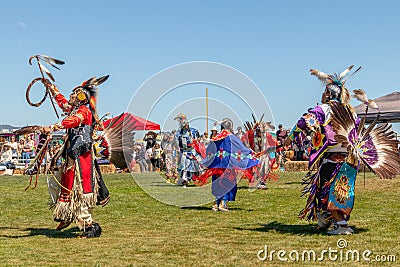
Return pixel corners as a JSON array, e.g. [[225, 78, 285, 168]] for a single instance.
[[237, 185, 251, 190], [234, 221, 369, 236], [181, 206, 212, 211], [145, 183, 179, 187], [0, 226, 80, 239], [25, 227, 81, 238], [180, 206, 247, 211], [284, 181, 303, 185]]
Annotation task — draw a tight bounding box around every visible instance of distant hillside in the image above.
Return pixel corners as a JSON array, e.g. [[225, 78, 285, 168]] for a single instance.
[[0, 124, 20, 132]]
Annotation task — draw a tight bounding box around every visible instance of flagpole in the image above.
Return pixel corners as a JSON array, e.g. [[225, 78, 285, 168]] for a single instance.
[[206, 87, 209, 134]]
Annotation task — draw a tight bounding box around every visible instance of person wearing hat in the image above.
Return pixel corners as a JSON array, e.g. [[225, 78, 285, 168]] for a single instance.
[[42, 76, 109, 238], [209, 126, 218, 140], [1, 143, 12, 162], [0, 143, 15, 175]]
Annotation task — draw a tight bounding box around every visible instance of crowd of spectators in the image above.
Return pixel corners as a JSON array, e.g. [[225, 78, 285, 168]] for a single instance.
[[0, 134, 64, 175], [0, 123, 313, 175], [128, 123, 312, 174]]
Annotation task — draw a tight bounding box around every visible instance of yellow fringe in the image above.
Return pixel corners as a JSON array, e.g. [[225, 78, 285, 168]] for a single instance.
[[49, 170, 71, 192]]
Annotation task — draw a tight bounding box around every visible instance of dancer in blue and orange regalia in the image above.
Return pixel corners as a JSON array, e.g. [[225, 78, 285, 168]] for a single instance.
[[286, 66, 400, 235], [44, 76, 109, 238], [194, 118, 259, 211]]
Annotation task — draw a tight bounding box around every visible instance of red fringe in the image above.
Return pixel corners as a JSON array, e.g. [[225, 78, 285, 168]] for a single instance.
[[193, 167, 257, 186], [241, 167, 257, 183], [193, 160, 280, 187], [267, 171, 279, 181], [193, 168, 224, 186], [191, 139, 206, 158]]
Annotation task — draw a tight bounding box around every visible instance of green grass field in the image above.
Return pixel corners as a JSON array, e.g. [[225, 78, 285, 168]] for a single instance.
[[0, 172, 398, 266]]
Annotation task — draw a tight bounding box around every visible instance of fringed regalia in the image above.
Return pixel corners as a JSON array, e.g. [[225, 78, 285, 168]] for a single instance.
[[194, 128, 259, 208], [242, 120, 279, 187], [51, 90, 99, 230], [289, 101, 357, 221], [162, 134, 179, 182], [176, 127, 203, 172], [288, 65, 400, 228], [48, 76, 112, 237], [174, 114, 203, 185]]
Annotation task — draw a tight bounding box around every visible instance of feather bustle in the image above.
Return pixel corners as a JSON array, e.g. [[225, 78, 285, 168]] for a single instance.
[[330, 102, 400, 179]]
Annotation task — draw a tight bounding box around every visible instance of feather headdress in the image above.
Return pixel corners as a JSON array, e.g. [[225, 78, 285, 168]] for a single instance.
[[310, 65, 361, 105], [77, 75, 109, 110], [73, 75, 109, 127], [174, 113, 188, 128], [244, 114, 265, 131]]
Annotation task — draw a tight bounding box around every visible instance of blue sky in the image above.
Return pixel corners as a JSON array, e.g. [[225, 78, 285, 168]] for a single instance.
[[2, 1, 400, 133]]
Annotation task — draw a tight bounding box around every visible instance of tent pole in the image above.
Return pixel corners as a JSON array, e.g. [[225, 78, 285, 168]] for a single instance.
[[363, 164, 366, 188], [206, 87, 209, 134]]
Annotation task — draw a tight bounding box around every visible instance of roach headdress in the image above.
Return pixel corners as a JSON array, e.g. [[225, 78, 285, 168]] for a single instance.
[[73, 75, 109, 126], [310, 65, 361, 105], [74, 75, 109, 110], [215, 118, 234, 133], [174, 113, 188, 128]]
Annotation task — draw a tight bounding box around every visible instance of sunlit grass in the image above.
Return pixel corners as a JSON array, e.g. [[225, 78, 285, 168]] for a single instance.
[[0, 171, 398, 266]]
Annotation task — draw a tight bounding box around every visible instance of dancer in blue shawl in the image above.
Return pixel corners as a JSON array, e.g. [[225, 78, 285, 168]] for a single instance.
[[195, 118, 259, 211]]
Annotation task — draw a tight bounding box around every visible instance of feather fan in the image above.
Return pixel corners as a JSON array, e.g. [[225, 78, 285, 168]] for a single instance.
[[14, 125, 44, 135]]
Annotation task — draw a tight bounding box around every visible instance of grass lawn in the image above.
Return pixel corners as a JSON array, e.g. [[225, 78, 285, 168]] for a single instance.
[[0, 171, 398, 266]]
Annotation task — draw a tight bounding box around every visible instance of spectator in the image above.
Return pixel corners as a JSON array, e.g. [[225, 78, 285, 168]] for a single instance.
[[236, 126, 244, 139], [136, 145, 148, 172], [17, 138, 25, 159], [293, 132, 307, 161], [145, 146, 153, 171], [160, 134, 169, 149], [160, 134, 170, 171], [0, 144, 15, 175], [22, 135, 34, 166], [276, 124, 287, 145], [1, 144, 13, 163], [7, 136, 18, 159], [128, 146, 137, 171], [201, 132, 210, 146], [210, 126, 218, 139], [152, 143, 163, 172], [275, 125, 289, 170], [144, 131, 157, 150]]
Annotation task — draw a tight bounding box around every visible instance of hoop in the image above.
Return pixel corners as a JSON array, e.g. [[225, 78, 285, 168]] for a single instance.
[[26, 77, 49, 107]]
